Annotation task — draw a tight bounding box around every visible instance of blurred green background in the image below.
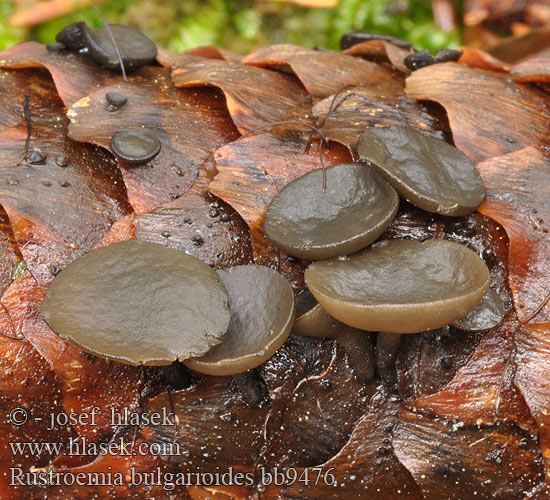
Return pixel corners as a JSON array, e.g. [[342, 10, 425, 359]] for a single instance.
[[0, 0, 462, 53]]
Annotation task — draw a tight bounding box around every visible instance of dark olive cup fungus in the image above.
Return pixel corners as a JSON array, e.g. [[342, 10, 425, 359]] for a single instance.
[[184, 265, 295, 376], [82, 24, 157, 72], [293, 290, 374, 383], [41, 240, 230, 365], [184, 265, 295, 407], [263, 163, 399, 260], [451, 288, 505, 332], [55, 22, 157, 73], [357, 126, 485, 216], [110, 130, 161, 166], [305, 239, 491, 334]]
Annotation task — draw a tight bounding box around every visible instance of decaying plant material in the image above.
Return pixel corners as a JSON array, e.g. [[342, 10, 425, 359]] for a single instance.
[[1, 25, 550, 499]]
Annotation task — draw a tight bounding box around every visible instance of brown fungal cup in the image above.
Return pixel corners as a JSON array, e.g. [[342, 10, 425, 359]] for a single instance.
[[305, 239, 491, 334], [184, 264, 295, 376], [451, 288, 505, 331], [357, 125, 485, 216], [110, 130, 161, 165], [41, 240, 230, 365], [82, 24, 158, 72], [263, 163, 399, 260]]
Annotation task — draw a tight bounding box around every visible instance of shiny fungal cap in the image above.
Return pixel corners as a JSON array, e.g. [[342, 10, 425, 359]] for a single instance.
[[357, 126, 485, 216], [305, 239, 490, 333], [263, 163, 399, 260], [82, 24, 157, 72], [42, 240, 230, 365], [110, 130, 161, 165], [293, 289, 349, 338], [184, 265, 295, 376], [451, 288, 505, 331]]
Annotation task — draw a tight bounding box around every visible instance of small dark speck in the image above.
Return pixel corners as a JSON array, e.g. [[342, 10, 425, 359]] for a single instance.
[[183, 217, 193, 225], [485, 448, 504, 464], [377, 446, 390, 455], [82, 352, 96, 362], [59, 180, 71, 187], [220, 213, 230, 222], [42, 180, 52, 187], [106, 92, 128, 109], [50, 266, 61, 276], [171, 165, 184, 176], [288, 255, 301, 263], [55, 155, 68, 167], [161, 231, 171, 238], [439, 356, 453, 369], [21, 379, 29, 387], [27, 151, 46, 164], [192, 233, 204, 246]]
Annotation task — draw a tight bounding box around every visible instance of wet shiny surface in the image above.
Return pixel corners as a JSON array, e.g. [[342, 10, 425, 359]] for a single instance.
[[358, 125, 485, 216], [264, 163, 399, 259], [110, 130, 161, 165], [305, 239, 490, 333], [42, 240, 230, 365], [82, 24, 157, 72], [184, 264, 295, 375], [452, 288, 505, 331]]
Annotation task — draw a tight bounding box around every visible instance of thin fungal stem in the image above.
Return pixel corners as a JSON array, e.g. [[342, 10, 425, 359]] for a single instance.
[[11, 96, 32, 167], [92, 4, 128, 82]]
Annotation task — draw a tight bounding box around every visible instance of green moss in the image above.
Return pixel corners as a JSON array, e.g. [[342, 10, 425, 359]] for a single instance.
[[1, 0, 462, 54]]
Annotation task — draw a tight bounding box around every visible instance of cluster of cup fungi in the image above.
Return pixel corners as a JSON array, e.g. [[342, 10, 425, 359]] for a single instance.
[[41, 21, 505, 407]]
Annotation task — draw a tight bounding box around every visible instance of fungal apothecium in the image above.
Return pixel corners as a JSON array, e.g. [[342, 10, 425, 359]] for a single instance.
[[40, 22, 502, 393]]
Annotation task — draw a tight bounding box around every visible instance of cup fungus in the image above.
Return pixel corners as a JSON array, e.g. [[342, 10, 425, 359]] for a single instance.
[[110, 130, 161, 165], [106, 92, 128, 110], [293, 290, 374, 383], [183, 264, 295, 376], [375, 331, 402, 382], [41, 240, 230, 365], [304, 239, 490, 334], [56, 22, 157, 73], [451, 288, 505, 331], [263, 163, 399, 260], [357, 125, 485, 216]]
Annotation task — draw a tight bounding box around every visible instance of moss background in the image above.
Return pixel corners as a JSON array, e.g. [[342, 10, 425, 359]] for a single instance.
[[0, 0, 462, 54]]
